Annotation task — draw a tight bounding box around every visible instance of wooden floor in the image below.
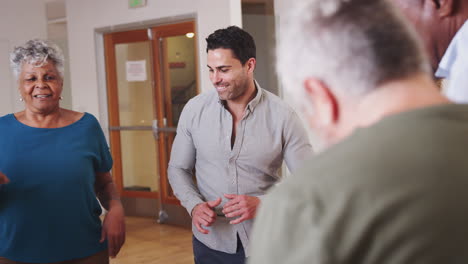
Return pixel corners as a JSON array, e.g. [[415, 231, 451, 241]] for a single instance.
[[110, 216, 193, 264]]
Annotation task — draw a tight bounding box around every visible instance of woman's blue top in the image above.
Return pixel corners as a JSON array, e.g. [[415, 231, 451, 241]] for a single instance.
[[0, 113, 113, 263]]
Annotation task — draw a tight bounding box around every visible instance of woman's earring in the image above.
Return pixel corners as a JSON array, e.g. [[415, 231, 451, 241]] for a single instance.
[[19, 97, 24, 102], [59, 96, 63, 100]]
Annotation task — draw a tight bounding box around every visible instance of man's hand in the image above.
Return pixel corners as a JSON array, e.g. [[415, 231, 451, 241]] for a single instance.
[[222, 194, 260, 224], [100, 203, 126, 258], [0, 172, 9, 185], [192, 197, 222, 234]]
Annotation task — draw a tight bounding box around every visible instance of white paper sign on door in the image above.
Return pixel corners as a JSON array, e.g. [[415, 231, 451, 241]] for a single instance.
[[126, 60, 147, 82]]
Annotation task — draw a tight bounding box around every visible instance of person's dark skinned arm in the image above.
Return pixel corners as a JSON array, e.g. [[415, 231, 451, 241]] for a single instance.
[[95, 171, 126, 258]]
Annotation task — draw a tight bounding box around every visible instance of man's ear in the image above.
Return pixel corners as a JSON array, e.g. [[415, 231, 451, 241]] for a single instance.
[[432, 0, 454, 17], [245, 58, 256, 74], [303, 78, 339, 128]]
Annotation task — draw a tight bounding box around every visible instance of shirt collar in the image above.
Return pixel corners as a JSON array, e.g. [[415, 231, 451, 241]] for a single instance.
[[246, 80, 263, 112]]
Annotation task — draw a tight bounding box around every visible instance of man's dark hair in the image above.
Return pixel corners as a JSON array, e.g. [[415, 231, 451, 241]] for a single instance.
[[206, 26, 256, 65]]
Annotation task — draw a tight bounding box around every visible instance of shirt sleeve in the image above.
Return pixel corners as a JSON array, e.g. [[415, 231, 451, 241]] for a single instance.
[[282, 110, 313, 173], [167, 103, 205, 215], [92, 115, 113, 173], [249, 185, 329, 264]]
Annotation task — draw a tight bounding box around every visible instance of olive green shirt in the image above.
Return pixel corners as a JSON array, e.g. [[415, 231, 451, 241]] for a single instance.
[[250, 104, 468, 264]]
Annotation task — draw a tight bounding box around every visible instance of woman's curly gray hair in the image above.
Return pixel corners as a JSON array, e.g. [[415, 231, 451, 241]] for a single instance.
[[10, 39, 65, 80]]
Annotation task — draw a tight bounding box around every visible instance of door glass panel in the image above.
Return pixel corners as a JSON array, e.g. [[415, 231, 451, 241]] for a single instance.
[[159, 33, 198, 198], [120, 131, 158, 192], [114, 41, 159, 192], [163, 35, 198, 127], [115, 42, 154, 126]]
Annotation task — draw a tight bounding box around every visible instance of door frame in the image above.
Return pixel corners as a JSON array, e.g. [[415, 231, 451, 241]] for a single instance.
[[151, 21, 198, 204], [104, 29, 159, 199]]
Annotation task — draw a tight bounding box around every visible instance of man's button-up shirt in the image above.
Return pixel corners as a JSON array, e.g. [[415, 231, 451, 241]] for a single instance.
[[168, 83, 313, 256]]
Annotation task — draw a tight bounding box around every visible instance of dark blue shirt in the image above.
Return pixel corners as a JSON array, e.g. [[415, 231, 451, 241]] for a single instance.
[[0, 113, 112, 263]]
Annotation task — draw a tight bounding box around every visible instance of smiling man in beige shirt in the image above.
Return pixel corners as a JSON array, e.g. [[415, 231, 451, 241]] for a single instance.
[[168, 26, 312, 264]]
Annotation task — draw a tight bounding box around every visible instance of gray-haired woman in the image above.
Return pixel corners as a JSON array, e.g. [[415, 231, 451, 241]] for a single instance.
[[0, 39, 125, 264]]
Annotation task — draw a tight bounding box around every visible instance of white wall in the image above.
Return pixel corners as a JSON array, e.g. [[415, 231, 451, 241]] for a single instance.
[[0, 0, 47, 116], [243, 14, 278, 95], [66, 0, 242, 123], [274, 0, 322, 149], [48, 22, 72, 110]]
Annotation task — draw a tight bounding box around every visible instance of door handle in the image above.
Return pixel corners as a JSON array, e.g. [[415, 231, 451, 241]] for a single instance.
[[152, 119, 177, 140], [152, 120, 159, 140]]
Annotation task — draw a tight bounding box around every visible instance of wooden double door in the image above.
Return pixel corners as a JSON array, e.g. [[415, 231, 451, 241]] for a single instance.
[[104, 21, 198, 216]]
